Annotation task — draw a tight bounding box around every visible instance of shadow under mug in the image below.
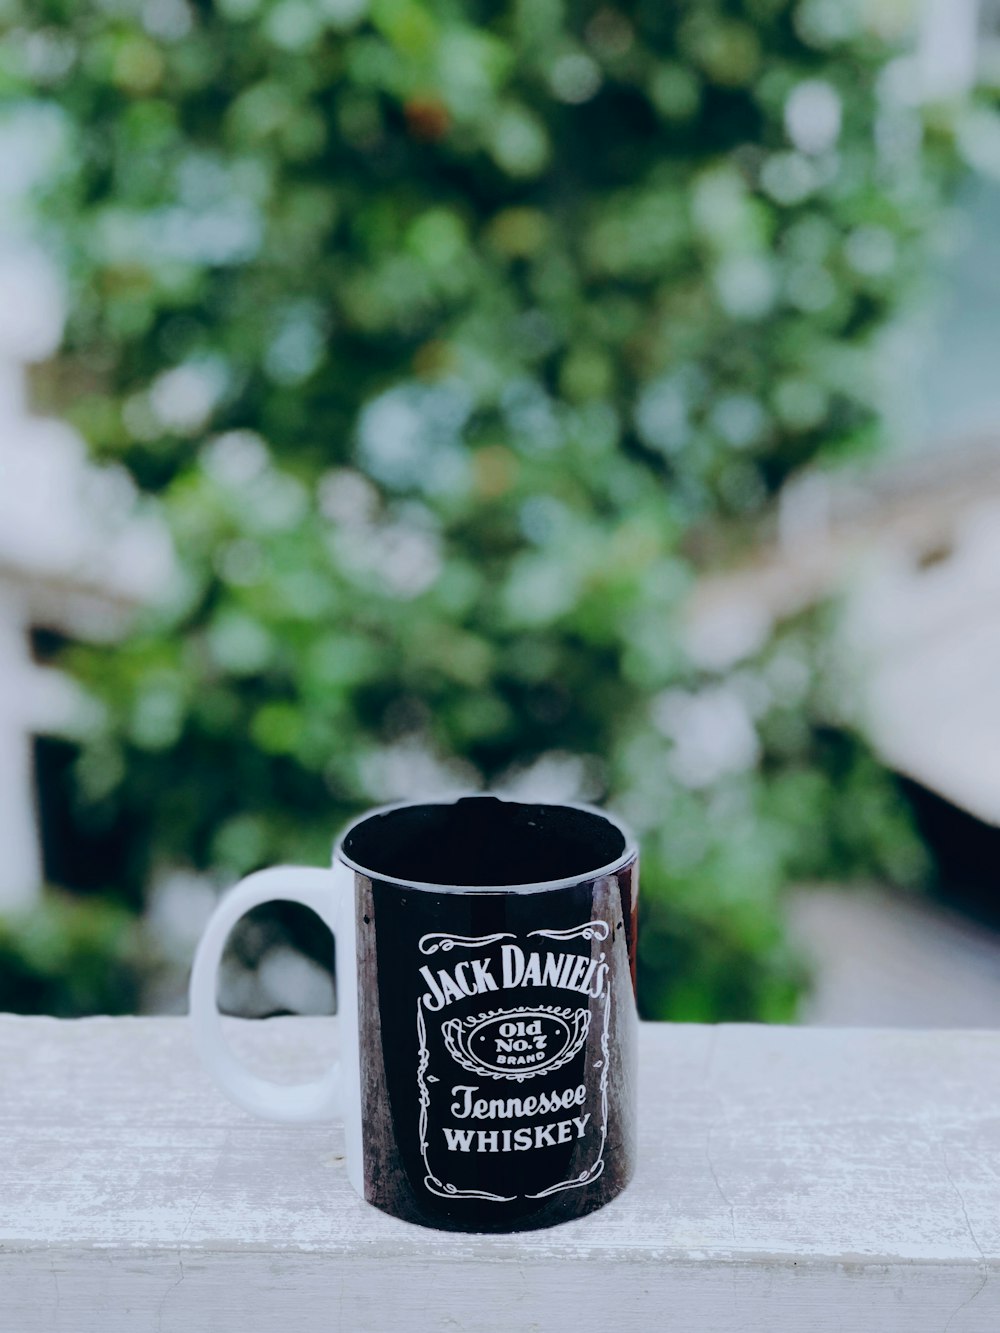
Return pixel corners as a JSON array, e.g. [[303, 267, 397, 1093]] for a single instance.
[[189, 793, 639, 1232]]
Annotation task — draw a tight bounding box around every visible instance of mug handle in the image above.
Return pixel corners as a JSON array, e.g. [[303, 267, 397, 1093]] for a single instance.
[[189, 863, 347, 1122]]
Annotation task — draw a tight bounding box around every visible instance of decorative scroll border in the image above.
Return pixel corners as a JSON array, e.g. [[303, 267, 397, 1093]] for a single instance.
[[525, 975, 610, 1198], [419, 931, 515, 956], [417, 1004, 516, 1202], [527, 921, 609, 944], [416, 922, 610, 1202]]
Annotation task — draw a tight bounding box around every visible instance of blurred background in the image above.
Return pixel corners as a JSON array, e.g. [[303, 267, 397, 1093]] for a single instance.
[[2, 0, 1000, 1025]]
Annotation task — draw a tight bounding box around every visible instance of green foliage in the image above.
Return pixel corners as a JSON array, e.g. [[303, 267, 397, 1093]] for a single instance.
[[0, 895, 147, 1015], [2, 0, 961, 1017]]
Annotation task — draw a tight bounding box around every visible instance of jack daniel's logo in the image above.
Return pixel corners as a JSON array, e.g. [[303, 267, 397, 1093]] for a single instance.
[[418, 943, 610, 1011], [443, 1005, 591, 1080], [415, 922, 611, 1203]]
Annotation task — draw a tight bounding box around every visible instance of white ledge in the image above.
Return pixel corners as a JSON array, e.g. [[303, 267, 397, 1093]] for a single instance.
[[1, 1016, 998, 1331]]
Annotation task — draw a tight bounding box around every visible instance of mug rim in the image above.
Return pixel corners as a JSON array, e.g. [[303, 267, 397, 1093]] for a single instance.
[[333, 792, 638, 894]]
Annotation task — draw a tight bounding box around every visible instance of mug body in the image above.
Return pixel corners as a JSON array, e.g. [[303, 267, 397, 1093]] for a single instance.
[[334, 794, 638, 1232]]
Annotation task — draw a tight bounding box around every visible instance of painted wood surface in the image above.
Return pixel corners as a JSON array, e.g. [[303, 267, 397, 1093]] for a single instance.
[[1, 1016, 998, 1331]]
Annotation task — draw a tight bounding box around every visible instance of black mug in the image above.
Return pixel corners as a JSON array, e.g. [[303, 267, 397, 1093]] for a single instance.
[[190, 794, 639, 1232]]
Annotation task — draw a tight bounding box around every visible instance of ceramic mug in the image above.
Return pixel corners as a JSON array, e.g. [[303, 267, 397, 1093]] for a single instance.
[[189, 793, 639, 1232]]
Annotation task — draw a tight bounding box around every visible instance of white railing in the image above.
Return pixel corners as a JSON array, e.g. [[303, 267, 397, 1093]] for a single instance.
[[1, 1016, 997, 1331]]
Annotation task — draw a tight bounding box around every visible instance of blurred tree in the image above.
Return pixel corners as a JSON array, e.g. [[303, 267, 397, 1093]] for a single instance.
[[0, 0, 966, 1017], [0, 893, 146, 1015]]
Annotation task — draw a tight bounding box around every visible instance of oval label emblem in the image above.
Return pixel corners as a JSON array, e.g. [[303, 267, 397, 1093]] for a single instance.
[[442, 1005, 591, 1082]]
